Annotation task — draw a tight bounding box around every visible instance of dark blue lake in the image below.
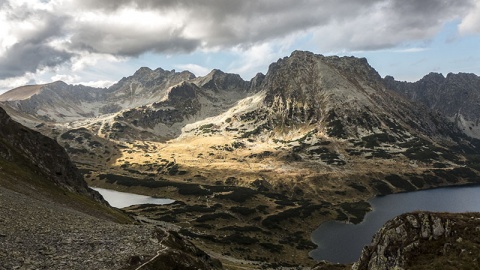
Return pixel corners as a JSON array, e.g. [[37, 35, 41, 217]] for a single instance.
[[309, 185, 480, 263]]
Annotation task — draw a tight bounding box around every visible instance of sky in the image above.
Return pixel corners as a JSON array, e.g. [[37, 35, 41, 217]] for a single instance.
[[0, 0, 479, 93]]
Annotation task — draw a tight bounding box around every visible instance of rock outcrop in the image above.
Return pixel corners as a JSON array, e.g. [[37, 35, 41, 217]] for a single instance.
[[353, 212, 480, 270]]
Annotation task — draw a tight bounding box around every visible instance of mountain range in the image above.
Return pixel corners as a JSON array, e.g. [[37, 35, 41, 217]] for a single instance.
[[1, 51, 478, 193], [385, 72, 480, 139], [1, 50, 479, 268]]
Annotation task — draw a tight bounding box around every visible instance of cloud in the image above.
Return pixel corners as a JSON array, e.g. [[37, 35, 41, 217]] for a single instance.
[[51, 73, 80, 83], [64, 0, 475, 51], [459, 0, 480, 34], [0, 3, 73, 79], [67, 7, 200, 56], [227, 35, 300, 79], [175, 64, 210, 77], [311, 0, 474, 52], [0, 42, 73, 79], [70, 52, 125, 72], [393, 48, 429, 53], [0, 0, 478, 82], [0, 72, 37, 94], [77, 80, 115, 88]]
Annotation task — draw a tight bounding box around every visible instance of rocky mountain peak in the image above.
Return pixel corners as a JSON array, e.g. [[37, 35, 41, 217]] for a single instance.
[[423, 72, 445, 81], [166, 81, 198, 100], [116, 67, 195, 87], [133, 66, 153, 77], [446, 72, 478, 80], [195, 69, 248, 92], [249, 72, 265, 91], [48, 80, 69, 87], [255, 51, 407, 137]]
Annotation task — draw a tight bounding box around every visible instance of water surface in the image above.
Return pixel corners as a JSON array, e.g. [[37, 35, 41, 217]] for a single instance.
[[310, 185, 480, 263], [92, 187, 174, 208]]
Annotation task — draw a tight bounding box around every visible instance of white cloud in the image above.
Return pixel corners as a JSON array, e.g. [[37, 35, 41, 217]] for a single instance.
[[175, 64, 210, 77], [0, 73, 37, 93], [459, 0, 480, 34], [70, 52, 124, 72], [393, 48, 430, 53], [228, 43, 278, 79], [311, 0, 471, 53], [0, 0, 478, 87], [75, 80, 115, 88], [67, 6, 198, 56], [51, 73, 80, 83]]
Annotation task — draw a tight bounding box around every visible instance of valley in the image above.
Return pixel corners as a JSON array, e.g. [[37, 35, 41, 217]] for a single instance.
[[1, 50, 480, 269]]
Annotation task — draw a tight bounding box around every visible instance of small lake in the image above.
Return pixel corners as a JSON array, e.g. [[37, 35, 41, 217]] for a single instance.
[[310, 185, 480, 264], [91, 187, 175, 208]]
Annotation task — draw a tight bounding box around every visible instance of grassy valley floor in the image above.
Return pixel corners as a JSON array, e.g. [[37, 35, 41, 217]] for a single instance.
[[65, 128, 479, 268]]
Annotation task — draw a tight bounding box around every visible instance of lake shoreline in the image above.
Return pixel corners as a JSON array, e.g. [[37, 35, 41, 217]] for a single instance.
[[91, 186, 175, 208], [310, 183, 480, 263]]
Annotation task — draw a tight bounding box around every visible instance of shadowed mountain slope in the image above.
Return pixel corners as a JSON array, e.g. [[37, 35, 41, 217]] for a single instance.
[[0, 107, 223, 269]]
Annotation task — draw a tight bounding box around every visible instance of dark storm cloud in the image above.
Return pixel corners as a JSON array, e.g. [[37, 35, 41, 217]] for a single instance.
[[68, 23, 201, 56], [68, 0, 475, 50], [0, 42, 73, 79], [0, 0, 477, 80], [72, 0, 375, 45], [387, 0, 470, 31], [0, 4, 74, 79]]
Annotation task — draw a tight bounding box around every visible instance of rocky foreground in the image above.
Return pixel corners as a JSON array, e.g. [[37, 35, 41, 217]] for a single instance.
[[0, 186, 221, 270], [0, 186, 159, 269], [353, 212, 480, 270], [0, 105, 221, 270]]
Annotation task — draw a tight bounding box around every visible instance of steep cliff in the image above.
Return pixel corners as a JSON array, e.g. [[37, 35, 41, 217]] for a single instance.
[[0, 106, 104, 202]]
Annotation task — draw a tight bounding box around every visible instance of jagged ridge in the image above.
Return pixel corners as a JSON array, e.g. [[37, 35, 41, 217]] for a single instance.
[[385, 72, 480, 139]]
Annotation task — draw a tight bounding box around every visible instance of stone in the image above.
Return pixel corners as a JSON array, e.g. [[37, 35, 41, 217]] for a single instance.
[[432, 217, 445, 238], [406, 215, 418, 228], [354, 212, 480, 270]]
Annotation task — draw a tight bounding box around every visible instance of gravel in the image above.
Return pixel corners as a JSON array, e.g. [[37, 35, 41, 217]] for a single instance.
[[0, 187, 163, 270]]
